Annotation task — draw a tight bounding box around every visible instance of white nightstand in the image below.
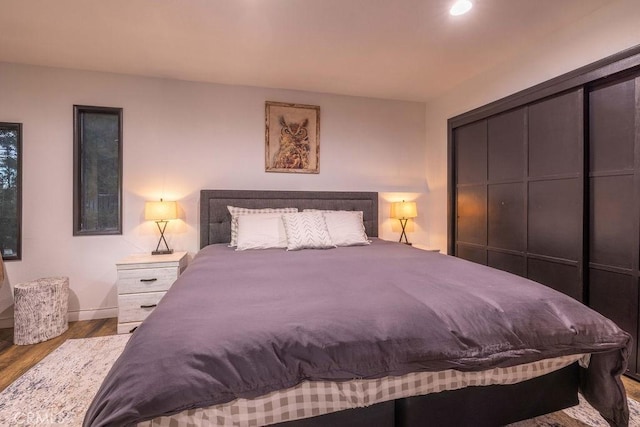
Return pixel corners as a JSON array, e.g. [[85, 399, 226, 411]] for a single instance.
[[116, 251, 188, 334], [411, 243, 441, 253]]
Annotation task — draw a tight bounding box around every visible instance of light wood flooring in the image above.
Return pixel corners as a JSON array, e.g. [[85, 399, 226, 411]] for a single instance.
[[1, 318, 640, 402]]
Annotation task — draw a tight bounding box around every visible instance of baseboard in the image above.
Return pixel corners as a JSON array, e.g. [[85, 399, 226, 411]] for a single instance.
[[68, 307, 117, 322], [0, 307, 117, 329]]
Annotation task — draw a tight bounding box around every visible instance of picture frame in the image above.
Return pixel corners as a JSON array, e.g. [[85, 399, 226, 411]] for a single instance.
[[265, 101, 320, 174]]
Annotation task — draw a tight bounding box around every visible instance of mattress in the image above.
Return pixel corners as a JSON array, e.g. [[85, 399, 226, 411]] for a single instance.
[[140, 354, 587, 426]]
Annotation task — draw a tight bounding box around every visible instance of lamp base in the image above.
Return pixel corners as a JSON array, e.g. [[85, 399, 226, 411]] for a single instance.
[[398, 218, 412, 245], [152, 220, 173, 255], [152, 249, 173, 255]]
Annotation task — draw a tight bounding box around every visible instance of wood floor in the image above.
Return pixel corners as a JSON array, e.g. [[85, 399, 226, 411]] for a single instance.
[[0, 317, 116, 392], [1, 317, 640, 403], [625, 372, 640, 402]]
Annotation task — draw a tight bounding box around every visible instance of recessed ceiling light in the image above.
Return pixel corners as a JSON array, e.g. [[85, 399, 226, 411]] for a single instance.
[[450, 0, 473, 16]]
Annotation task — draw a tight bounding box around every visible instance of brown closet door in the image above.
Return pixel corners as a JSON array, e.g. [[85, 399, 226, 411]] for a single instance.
[[454, 120, 487, 264], [487, 108, 526, 276], [527, 90, 584, 301], [588, 76, 639, 375], [453, 91, 585, 302]]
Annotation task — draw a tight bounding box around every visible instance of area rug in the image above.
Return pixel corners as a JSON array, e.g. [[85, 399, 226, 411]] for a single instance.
[[0, 335, 130, 426], [0, 334, 638, 427]]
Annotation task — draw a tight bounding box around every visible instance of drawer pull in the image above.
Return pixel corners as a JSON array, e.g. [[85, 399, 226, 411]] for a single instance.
[[140, 278, 158, 283], [129, 326, 138, 333], [140, 304, 158, 309]]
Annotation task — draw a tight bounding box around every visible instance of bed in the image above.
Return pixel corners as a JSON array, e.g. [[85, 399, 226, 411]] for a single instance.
[[84, 190, 631, 427]]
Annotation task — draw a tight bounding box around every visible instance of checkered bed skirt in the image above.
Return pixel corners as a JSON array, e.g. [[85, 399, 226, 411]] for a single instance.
[[139, 354, 587, 427]]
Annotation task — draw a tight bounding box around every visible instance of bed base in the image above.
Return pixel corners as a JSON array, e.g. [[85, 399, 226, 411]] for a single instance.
[[279, 363, 580, 427]]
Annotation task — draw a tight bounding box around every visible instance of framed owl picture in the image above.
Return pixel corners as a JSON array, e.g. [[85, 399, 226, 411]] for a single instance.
[[265, 101, 320, 174]]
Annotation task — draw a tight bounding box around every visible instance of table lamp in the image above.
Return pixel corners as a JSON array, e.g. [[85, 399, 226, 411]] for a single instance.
[[391, 200, 418, 245], [145, 199, 178, 255]]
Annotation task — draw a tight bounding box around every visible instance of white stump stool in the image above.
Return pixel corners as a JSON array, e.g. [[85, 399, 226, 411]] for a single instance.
[[14, 276, 69, 345]]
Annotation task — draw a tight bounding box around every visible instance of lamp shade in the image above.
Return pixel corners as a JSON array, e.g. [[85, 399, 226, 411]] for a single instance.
[[145, 200, 177, 221], [391, 201, 418, 219]]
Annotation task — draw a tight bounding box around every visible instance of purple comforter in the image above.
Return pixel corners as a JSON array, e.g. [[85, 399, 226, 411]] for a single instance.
[[84, 240, 631, 426]]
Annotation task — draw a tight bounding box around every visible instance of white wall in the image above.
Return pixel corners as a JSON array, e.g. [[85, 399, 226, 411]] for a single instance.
[[0, 64, 426, 325], [424, 0, 640, 253]]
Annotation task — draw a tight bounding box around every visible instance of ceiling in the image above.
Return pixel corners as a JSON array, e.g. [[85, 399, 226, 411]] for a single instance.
[[0, 0, 614, 102]]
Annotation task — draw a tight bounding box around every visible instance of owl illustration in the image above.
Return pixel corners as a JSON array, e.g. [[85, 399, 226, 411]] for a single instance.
[[273, 116, 310, 169]]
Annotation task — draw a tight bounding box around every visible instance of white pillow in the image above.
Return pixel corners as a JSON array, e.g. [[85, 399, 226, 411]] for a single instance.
[[304, 210, 370, 246], [236, 213, 287, 250], [281, 212, 335, 251], [227, 206, 298, 247]]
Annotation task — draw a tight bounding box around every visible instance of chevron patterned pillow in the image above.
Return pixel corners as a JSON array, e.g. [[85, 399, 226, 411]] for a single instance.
[[303, 210, 370, 247], [281, 212, 335, 251]]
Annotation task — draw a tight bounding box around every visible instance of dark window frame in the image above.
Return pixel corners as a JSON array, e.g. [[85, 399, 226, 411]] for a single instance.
[[73, 105, 123, 236], [0, 122, 22, 261]]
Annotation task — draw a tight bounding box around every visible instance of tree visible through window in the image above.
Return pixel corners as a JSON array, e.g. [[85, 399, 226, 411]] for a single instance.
[[0, 122, 21, 260], [73, 106, 122, 235]]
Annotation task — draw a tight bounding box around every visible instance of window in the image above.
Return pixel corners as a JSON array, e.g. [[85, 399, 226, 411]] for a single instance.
[[73, 106, 122, 235], [0, 122, 22, 260]]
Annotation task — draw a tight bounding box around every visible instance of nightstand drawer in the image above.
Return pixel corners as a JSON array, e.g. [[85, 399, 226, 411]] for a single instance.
[[117, 267, 179, 294], [118, 291, 166, 323], [116, 251, 187, 334]]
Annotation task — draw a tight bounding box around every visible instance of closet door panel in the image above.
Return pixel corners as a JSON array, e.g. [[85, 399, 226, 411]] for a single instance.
[[488, 108, 525, 182], [590, 175, 635, 269], [488, 251, 525, 277], [527, 259, 581, 301], [457, 185, 487, 246], [587, 74, 639, 377], [589, 270, 637, 341], [529, 91, 582, 177], [457, 245, 487, 265], [528, 179, 581, 261], [589, 269, 638, 373], [488, 183, 524, 251], [455, 119, 488, 264], [590, 79, 635, 173], [455, 121, 487, 185]]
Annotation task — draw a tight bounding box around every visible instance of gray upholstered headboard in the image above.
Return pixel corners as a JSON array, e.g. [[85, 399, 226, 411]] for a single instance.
[[199, 190, 379, 248]]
